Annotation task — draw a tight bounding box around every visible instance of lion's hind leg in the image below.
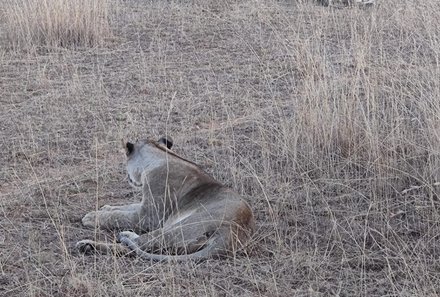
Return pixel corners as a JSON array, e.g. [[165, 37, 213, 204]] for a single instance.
[[119, 222, 221, 256], [117, 225, 234, 262]]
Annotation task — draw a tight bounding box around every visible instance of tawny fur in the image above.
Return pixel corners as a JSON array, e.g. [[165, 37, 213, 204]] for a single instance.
[[76, 137, 255, 261]]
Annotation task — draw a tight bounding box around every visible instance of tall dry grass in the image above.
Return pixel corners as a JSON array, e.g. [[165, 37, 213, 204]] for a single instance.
[[288, 1, 440, 191], [4, 0, 111, 49]]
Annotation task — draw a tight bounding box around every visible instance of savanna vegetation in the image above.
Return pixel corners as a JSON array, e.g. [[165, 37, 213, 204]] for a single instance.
[[1, 0, 440, 296]]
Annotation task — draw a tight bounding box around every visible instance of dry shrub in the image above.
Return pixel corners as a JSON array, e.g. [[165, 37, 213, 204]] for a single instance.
[[4, 0, 111, 49]]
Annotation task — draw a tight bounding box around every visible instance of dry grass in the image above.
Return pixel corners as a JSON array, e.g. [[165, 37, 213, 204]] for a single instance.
[[1, 0, 440, 296], [4, 0, 111, 49]]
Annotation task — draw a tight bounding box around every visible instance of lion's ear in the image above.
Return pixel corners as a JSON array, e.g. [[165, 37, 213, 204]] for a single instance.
[[158, 136, 173, 149], [126, 142, 135, 156]]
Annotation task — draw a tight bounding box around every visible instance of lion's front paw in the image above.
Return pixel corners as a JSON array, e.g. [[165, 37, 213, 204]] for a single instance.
[[76, 239, 96, 254], [117, 230, 140, 243], [82, 211, 97, 227]]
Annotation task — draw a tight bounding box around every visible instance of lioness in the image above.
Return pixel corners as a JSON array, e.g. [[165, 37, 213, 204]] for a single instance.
[[76, 137, 254, 261]]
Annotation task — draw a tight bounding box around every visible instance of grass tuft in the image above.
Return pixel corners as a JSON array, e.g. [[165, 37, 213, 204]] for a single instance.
[[5, 0, 111, 49]]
